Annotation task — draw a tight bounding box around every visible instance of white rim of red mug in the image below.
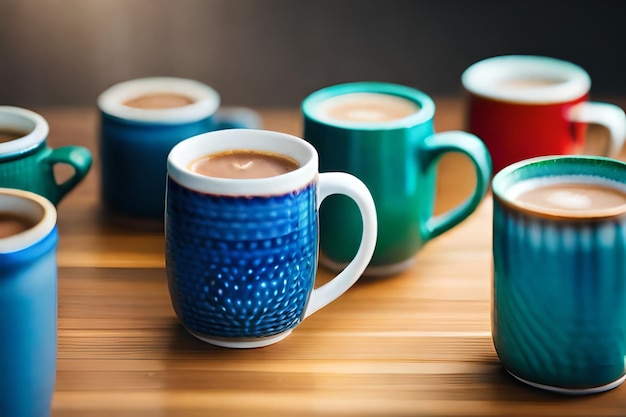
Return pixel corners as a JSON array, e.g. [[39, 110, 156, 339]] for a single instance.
[[0, 188, 57, 253], [0, 106, 49, 157], [97, 77, 220, 124], [462, 55, 591, 104], [167, 129, 318, 197]]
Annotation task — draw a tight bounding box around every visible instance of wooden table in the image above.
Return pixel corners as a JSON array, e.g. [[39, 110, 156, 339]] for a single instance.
[[41, 99, 626, 416]]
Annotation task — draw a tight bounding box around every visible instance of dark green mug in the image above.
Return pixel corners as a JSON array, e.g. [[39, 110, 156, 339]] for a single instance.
[[302, 82, 492, 276], [0, 106, 92, 205]]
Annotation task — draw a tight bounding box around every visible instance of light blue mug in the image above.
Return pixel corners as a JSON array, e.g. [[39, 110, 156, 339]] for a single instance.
[[0, 188, 58, 416], [98, 77, 262, 217], [492, 155, 626, 394]]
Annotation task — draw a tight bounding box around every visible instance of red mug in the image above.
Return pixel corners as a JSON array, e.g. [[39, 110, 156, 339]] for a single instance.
[[462, 55, 625, 174]]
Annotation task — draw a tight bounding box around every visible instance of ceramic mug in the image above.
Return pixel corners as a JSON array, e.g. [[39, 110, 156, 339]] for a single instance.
[[492, 155, 626, 394], [0, 106, 92, 205], [302, 82, 492, 276], [0, 188, 58, 416], [98, 77, 262, 217], [462, 55, 626, 174], [165, 129, 377, 348]]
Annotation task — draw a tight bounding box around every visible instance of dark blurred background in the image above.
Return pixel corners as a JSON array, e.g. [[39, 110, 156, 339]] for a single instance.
[[1, 0, 624, 108]]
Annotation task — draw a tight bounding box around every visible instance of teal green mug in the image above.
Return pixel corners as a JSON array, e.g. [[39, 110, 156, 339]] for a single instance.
[[302, 82, 492, 276], [492, 155, 626, 394], [0, 106, 92, 205]]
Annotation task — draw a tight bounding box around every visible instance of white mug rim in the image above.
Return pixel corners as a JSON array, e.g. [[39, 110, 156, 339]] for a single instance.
[[0, 188, 57, 253], [461, 55, 591, 104], [167, 129, 318, 196], [0, 106, 48, 157], [97, 77, 220, 124]]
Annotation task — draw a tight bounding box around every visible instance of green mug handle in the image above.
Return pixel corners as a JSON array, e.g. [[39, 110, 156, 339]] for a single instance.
[[418, 130, 492, 241], [46, 146, 93, 203]]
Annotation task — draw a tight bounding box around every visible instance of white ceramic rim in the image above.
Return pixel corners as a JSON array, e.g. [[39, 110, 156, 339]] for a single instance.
[[97, 77, 220, 123], [188, 327, 293, 348], [167, 129, 318, 196], [0, 106, 48, 156], [0, 188, 57, 253], [461, 55, 591, 104], [506, 368, 626, 395]]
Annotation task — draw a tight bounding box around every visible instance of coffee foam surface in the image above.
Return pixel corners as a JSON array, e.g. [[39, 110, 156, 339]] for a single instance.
[[313, 92, 419, 124], [504, 175, 626, 218], [98, 77, 220, 124]]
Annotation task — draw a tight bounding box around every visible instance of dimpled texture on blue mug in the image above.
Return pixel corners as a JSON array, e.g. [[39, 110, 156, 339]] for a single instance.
[[166, 178, 318, 339]]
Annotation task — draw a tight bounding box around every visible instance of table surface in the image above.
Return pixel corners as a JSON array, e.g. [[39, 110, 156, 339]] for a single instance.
[[42, 98, 626, 417]]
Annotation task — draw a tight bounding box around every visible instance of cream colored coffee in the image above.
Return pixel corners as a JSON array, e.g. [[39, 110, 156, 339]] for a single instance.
[[189, 150, 300, 179], [499, 77, 565, 90], [123, 93, 195, 109], [513, 181, 626, 217], [0, 212, 36, 238], [0, 129, 29, 143], [317, 92, 419, 123]]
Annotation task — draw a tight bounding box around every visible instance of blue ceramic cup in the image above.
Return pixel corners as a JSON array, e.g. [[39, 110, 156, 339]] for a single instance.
[[492, 155, 626, 394], [165, 129, 378, 348], [0, 188, 58, 416], [98, 77, 262, 217]]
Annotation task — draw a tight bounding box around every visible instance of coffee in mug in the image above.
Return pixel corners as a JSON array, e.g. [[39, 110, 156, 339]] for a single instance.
[[123, 93, 196, 109], [497, 77, 566, 90], [509, 179, 626, 217], [0, 212, 37, 238], [0, 188, 58, 417], [98, 77, 263, 217], [189, 150, 300, 179], [462, 55, 626, 174], [166, 129, 378, 348], [313, 92, 420, 123], [492, 155, 626, 394], [0, 106, 92, 205], [0, 129, 29, 143], [302, 82, 492, 276]]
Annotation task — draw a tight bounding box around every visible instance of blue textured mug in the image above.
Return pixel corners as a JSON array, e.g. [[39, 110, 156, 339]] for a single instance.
[[165, 129, 378, 348], [98, 77, 262, 217], [492, 155, 626, 394], [0, 188, 58, 416]]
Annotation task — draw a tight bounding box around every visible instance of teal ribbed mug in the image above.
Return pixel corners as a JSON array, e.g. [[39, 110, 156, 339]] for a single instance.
[[302, 82, 492, 276], [492, 155, 626, 394], [0, 106, 92, 205]]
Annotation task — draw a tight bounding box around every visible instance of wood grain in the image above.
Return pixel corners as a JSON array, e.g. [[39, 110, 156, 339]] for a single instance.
[[35, 99, 626, 417]]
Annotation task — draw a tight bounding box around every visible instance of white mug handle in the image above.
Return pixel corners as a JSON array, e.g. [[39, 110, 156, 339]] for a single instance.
[[569, 101, 626, 157], [303, 172, 377, 318]]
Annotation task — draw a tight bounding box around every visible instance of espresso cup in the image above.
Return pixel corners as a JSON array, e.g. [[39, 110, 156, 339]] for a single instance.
[[462, 55, 626, 174], [98, 77, 262, 217], [0, 188, 58, 416], [165, 129, 377, 348], [302, 82, 492, 276], [0, 106, 92, 205], [492, 155, 626, 394]]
